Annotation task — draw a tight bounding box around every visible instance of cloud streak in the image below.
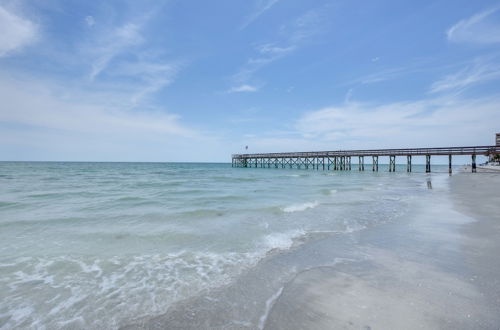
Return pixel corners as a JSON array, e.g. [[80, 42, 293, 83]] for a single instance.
[[233, 8, 326, 86], [226, 84, 259, 93], [0, 6, 37, 57], [0, 75, 193, 138], [240, 0, 279, 30], [290, 96, 500, 149], [447, 6, 500, 44], [430, 57, 500, 93], [87, 22, 145, 80]]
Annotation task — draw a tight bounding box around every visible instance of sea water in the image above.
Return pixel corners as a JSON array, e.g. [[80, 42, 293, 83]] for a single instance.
[[0, 162, 452, 329]]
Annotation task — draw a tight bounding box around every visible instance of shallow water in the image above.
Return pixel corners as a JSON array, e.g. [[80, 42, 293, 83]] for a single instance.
[[0, 162, 452, 329]]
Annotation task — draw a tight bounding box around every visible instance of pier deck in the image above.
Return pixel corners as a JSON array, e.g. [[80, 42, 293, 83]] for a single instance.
[[232, 146, 500, 173]]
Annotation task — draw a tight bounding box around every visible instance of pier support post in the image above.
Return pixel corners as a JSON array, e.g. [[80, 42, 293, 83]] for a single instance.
[[347, 156, 351, 170], [472, 154, 476, 173], [372, 156, 378, 171], [425, 155, 431, 173], [448, 155, 452, 174], [389, 155, 396, 172], [359, 156, 364, 171], [334, 157, 338, 171], [407, 155, 411, 172]]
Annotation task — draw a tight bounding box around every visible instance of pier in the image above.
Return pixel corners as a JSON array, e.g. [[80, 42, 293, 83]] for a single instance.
[[232, 146, 500, 173]]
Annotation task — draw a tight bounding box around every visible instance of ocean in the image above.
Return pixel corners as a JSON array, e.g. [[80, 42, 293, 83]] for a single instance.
[[0, 162, 454, 329]]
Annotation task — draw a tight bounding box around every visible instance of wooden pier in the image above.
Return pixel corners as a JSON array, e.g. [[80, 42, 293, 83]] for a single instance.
[[232, 146, 500, 173]]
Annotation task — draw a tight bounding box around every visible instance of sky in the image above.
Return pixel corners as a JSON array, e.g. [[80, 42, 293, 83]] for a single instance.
[[0, 0, 499, 162]]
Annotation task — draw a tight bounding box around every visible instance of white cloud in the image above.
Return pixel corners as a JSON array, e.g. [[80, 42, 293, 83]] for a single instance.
[[293, 96, 500, 148], [0, 6, 37, 57], [447, 6, 500, 44], [87, 23, 145, 80], [233, 8, 325, 85], [0, 75, 194, 138], [227, 84, 259, 93], [79, 14, 181, 101], [430, 58, 500, 93], [109, 60, 182, 103], [256, 43, 295, 55], [240, 0, 280, 29], [85, 15, 95, 27]]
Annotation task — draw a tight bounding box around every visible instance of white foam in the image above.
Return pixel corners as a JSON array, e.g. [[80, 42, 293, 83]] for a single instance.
[[282, 201, 319, 213], [0, 252, 263, 329], [263, 230, 305, 251], [258, 286, 284, 329]]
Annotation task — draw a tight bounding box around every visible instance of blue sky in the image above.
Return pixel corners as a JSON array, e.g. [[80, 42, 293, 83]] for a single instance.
[[0, 0, 499, 162]]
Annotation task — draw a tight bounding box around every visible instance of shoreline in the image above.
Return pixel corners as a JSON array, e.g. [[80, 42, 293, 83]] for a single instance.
[[121, 171, 500, 329]]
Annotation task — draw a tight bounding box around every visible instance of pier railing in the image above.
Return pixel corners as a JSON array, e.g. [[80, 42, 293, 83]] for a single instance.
[[232, 146, 500, 173]]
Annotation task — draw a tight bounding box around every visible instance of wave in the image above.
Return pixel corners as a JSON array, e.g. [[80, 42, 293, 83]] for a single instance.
[[282, 201, 319, 213], [320, 189, 337, 195], [262, 230, 306, 251], [0, 251, 262, 329]]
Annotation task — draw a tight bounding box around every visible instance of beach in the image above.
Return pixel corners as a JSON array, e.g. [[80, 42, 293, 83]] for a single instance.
[[123, 171, 500, 330], [263, 172, 500, 329], [1, 163, 499, 329]]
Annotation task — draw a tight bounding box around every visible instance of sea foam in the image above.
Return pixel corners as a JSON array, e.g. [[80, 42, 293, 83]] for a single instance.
[[282, 201, 319, 213]]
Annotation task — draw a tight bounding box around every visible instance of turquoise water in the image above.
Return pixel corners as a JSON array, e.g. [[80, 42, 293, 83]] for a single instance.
[[0, 162, 451, 328]]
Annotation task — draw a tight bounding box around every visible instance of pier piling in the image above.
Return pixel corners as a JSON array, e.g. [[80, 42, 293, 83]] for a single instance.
[[389, 155, 396, 172], [372, 156, 379, 172]]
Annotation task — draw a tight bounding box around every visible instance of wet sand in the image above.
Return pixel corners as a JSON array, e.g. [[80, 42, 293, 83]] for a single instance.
[[265, 172, 500, 329], [123, 172, 500, 330]]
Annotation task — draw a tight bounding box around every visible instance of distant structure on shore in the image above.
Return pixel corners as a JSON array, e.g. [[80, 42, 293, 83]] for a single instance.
[[488, 133, 500, 165], [233, 136, 500, 173]]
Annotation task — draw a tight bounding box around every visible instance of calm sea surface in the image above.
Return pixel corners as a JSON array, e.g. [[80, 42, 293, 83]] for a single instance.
[[0, 162, 452, 329]]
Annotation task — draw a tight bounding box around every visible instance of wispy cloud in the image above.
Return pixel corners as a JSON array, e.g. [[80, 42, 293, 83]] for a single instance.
[[430, 57, 500, 93], [87, 22, 145, 80], [0, 5, 37, 57], [79, 9, 182, 103], [226, 84, 259, 93], [292, 95, 500, 148], [0, 74, 194, 138], [109, 58, 183, 103], [85, 15, 95, 27], [233, 8, 326, 86], [240, 0, 279, 30], [447, 6, 500, 44]]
